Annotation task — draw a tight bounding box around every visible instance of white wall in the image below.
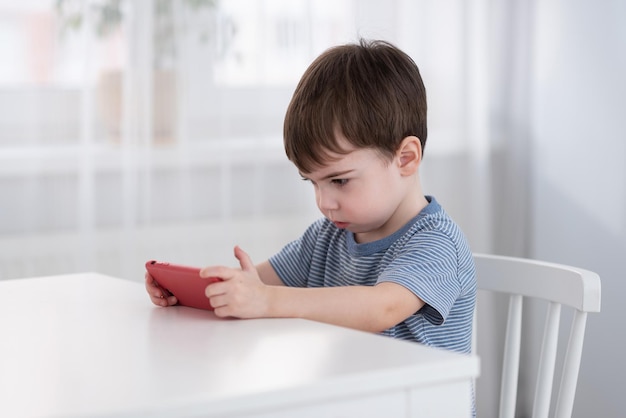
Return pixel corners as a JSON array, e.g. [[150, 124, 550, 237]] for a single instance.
[[530, 0, 626, 416]]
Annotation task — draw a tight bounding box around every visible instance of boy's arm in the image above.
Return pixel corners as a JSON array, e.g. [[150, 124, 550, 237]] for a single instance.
[[266, 282, 424, 333], [202, 246, 425, 333], [256, 260, 285, 286]]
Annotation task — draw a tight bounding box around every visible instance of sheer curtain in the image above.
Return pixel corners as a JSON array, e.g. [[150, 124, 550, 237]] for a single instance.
[[1, 0, 511, 277], [0, 0, 531, 416]]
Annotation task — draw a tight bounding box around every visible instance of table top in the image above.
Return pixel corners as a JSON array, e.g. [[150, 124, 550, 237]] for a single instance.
[[0, 273, 479, 417]]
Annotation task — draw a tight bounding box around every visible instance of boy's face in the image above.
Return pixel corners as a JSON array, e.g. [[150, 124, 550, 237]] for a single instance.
[[299, 137, 418, 243]]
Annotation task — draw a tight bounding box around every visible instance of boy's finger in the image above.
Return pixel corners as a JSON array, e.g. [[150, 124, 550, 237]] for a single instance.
[[200, 265, 235, 280], [234, 245, 255, 272]]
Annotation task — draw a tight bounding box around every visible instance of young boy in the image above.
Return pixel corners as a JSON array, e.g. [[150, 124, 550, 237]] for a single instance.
[[146, 39, 476, 355]]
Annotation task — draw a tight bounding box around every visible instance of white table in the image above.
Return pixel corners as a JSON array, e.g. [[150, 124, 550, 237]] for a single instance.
[[0, 273, 479, 417]]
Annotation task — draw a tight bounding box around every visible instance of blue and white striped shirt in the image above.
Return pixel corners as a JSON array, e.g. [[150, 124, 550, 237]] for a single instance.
[[269, 196, 476, 354]]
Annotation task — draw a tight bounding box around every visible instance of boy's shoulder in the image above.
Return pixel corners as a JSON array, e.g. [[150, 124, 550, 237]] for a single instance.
[[400, 196, 470, 251], [417, 196, 464, 231], [405, 196, 453, 233]]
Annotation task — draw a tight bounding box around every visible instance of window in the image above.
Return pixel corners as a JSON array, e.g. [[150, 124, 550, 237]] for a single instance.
[[0, 0, 474, 280]]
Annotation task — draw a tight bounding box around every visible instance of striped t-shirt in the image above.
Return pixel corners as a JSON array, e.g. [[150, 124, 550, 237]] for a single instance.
[[269, 195, 476, 354]]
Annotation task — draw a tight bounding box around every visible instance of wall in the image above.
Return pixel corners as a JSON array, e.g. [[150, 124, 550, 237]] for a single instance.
[[530, 0, 626, 416]]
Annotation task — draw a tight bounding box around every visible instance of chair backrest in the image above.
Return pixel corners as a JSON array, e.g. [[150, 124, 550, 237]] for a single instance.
[[473, 253, 601, 418]]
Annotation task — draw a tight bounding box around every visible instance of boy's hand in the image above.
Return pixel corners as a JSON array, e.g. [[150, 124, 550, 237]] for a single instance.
[[145, 272, 178, 307], [201, 246, 270, 318]]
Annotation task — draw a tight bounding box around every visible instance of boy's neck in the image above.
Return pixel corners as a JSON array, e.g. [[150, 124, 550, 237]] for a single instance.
[[354, 184, 429, 244]]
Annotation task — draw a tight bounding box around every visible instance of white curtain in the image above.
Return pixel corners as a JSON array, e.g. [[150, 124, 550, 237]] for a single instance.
[[1, 0, 511, 277], [6, 0, 624, 416], [0, 2, 514, 416]]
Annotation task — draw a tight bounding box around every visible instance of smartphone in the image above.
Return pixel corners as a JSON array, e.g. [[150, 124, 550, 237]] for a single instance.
[[145, 260, 221, 311]]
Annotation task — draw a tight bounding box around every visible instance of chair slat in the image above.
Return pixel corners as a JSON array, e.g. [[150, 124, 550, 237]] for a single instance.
[[500, 294, 523, 418], [533, 302, 561, 418], [554, 311, 588, 418]]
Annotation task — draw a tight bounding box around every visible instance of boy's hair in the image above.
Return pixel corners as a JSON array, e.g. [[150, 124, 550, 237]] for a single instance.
[[284, 39, 427, 173]]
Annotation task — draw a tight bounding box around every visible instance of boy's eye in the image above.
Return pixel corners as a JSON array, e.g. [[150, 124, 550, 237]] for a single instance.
[[331, 179, 349, 186]]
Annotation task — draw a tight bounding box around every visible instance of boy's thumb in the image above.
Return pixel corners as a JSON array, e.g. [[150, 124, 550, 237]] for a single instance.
[[233, 245, 254, 271]]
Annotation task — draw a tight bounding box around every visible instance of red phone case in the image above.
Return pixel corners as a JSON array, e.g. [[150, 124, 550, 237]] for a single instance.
[[145, 260, 221, 311]]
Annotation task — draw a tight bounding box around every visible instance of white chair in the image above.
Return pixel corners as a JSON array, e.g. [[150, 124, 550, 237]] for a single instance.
[[473, 253, 601, 418]]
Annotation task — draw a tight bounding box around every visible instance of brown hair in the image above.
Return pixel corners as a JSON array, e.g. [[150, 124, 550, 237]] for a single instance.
[[283, 39, 427, 173]]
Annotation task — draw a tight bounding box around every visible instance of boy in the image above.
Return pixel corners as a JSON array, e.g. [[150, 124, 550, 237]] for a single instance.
[[146, 39, 476, 355]]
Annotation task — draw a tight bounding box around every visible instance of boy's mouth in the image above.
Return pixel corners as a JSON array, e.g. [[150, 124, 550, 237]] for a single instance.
[[333, 221, 349, 229]]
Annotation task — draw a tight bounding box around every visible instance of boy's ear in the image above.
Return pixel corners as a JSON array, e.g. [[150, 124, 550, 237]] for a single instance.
[[396, 136, 422, 175]]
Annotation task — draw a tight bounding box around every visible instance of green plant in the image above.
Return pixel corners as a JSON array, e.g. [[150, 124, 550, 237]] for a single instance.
[[55, 0, 220, 68], [56, 0, 124, 38]]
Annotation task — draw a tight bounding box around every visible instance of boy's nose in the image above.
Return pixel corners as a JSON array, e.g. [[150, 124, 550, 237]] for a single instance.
[[316, 189, 338, 211]]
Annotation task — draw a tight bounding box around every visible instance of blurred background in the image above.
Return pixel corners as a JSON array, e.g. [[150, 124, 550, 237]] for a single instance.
[[0, 0, 624, 416]]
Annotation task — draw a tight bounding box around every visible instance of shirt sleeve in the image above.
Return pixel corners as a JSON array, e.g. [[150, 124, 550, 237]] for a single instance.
[[268, 219, 324, 288], [377, 231, 461, 326]]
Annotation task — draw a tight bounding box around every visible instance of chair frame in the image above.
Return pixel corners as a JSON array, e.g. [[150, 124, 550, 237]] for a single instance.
[[473, 253, 601, 418]]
